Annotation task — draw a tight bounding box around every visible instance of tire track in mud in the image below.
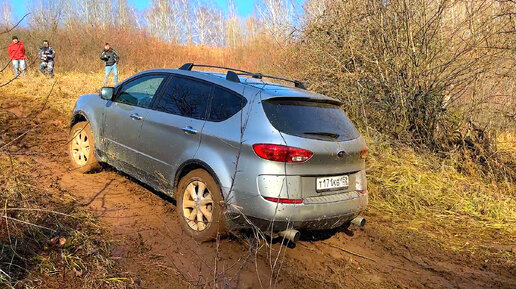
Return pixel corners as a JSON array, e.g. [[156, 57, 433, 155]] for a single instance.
[[3, 93, 515, 289]]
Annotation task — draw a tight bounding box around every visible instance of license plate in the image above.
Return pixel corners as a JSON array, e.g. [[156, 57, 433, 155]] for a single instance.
[[316, 175, 349, 192]]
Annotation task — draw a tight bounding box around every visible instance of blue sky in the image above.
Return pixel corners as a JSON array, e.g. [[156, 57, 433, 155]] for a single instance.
[[7, 0, 260, 22]]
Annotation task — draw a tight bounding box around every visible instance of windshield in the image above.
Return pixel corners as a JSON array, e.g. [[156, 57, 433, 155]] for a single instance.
[[262, 99, 359, 141]]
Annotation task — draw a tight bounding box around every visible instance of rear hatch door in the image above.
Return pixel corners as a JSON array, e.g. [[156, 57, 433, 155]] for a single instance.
[[262, 97, 366, 198]]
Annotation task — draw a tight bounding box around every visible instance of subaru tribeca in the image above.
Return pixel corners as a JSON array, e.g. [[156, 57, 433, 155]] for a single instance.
[[69, 63, 368, 242]]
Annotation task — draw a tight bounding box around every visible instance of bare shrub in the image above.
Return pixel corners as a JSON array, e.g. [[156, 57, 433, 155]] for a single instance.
[[295, 0, 515, 181]]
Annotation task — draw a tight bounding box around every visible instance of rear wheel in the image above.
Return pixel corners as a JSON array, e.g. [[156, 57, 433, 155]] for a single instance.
[[177, 169, 226, 241], [69, 121, 101, 173]]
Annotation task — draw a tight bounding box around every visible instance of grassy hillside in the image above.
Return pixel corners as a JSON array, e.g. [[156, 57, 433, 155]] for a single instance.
[[0, 74, 130, 287], [366, 134, 515, 268], [0, 73, 514, 286]]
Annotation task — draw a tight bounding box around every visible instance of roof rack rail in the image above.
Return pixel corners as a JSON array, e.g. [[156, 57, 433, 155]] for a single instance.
[[178, 63, 306, 89]]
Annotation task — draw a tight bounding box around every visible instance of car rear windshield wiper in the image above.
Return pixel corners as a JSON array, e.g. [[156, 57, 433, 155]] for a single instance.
[[303, 131, 340, 139]]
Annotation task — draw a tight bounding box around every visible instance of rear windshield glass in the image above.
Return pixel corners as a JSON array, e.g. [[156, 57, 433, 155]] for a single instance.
[[262, 99, 359, 141]]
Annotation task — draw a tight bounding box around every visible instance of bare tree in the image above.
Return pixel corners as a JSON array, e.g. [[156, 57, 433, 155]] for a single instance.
[[189, 0, 236, 46], [195, 1, 224, 46], [146, 0, 174, 42], [303, 0, 330, 24], [0, 1, 12, 28], [225, 0, 243, 47], [213, 8, 226, 46], [244, 15, 261, 42], [116, 0, 139, 28], [145, 0, 185, 43], [29, 0, 69, 33], [61, 0, 116, 28], [178, 0, 194, 44], [256, 0, 294, 42]]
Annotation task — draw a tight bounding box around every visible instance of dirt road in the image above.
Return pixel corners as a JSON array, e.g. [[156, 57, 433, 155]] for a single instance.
[[2, 91, 515, 289]]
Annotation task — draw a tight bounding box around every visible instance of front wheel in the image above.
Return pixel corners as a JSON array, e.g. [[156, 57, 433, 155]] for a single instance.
[[69, 121, 101, 173], [177, 169, 226, 241]]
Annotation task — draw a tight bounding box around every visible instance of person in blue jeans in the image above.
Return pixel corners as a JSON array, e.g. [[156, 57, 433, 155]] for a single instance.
[[8, 36, 26, 77], [100, 43, 119, 85]]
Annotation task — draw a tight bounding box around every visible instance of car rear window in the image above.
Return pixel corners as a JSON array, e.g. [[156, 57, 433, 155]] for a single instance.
[[262, 99, 359, 141]]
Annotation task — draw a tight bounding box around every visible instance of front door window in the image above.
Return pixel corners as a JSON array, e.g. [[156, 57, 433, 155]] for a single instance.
[[116, 75, 166, 108]]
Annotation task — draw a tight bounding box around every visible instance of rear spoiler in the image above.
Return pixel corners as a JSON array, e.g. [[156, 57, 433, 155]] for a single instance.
[[262, 97, 343, 106]]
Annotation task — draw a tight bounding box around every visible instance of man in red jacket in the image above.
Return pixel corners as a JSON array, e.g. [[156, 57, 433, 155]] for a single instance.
[[8, 36, 26, 77]]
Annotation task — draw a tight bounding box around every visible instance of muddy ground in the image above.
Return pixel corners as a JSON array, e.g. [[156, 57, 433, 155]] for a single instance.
[[1, 89, 515, 289]]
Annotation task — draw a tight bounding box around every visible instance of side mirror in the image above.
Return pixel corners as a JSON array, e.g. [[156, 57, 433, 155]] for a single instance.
[[99, 87, 114, 100]]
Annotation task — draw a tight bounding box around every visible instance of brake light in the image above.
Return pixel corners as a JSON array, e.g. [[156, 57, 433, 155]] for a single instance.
[[264, 197, 303, 204], [360, 147, 369, 159], [252, 144, 313, 163]]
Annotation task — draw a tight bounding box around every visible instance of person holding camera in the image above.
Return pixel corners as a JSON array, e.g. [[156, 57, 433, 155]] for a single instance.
[[39, 40, 55, 78], [100, 43, 119, 85]]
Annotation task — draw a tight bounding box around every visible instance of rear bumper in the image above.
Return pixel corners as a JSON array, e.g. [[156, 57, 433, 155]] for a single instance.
[[227, 191, 368, 232], [228, 212, 358, 232]]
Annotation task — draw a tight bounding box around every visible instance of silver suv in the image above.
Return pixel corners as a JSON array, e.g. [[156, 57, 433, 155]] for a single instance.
[[69, 64, 368, 242]]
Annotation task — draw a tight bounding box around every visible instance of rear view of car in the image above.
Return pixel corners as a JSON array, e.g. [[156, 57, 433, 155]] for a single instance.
[[69, 64, 368, 244], [219, 89, 369, 241]]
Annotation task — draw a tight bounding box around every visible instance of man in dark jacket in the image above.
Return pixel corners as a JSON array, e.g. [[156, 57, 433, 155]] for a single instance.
[[39, 40, 55, 78], [100, 43, 119, 85], [8, 36, 26, 77]]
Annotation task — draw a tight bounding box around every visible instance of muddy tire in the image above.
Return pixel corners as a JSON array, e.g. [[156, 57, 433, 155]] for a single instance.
[[177, 169, 226, 242], [69, 121, 101, 173]]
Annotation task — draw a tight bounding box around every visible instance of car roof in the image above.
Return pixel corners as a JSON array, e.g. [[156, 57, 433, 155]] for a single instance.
[[137, 69, 342, 104]]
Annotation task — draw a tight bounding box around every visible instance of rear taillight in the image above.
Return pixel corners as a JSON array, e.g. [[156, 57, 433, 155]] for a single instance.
[[252, 144, 313, 163], [264, 197, 303, 204], [360, 147, 369, 159]]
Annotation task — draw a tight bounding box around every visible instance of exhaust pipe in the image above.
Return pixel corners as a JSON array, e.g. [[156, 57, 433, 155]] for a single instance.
[[278, 229, 300, 243], [351, 216, 366, 227]]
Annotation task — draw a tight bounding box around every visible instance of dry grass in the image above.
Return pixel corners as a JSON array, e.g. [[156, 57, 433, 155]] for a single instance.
[[0, 153, 128, 288], [0, 73, 131, 288], [365, 133, 515, 267]]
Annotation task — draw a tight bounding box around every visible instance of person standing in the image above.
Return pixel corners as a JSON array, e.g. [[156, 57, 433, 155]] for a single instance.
[[8, 36, 26, 77], [100, 43, 119, 85], [39, 40, 55, 78]]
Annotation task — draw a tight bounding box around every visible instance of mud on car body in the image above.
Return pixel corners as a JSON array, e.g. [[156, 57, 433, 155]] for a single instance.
[[69, 63, 369, 242]]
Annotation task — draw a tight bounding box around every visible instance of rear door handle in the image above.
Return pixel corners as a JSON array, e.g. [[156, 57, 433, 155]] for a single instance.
[[130, 113, 143, 120], [182, 126, 197, 135]]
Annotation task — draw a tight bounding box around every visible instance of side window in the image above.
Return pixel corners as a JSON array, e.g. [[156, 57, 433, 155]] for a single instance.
[[116, 75, 166, 108], [208, 87, 247, 122], [156, 77, 211, 119]]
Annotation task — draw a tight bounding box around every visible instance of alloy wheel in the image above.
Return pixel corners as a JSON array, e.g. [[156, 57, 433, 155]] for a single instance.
[[182, 180, 214, 231], [71, 130, 90, 166]]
